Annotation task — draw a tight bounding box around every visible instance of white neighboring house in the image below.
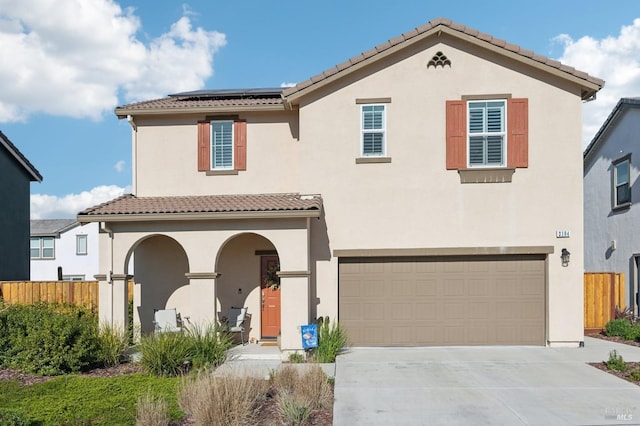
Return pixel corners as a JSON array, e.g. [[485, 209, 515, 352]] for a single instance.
[[30, 219, 99, 281]]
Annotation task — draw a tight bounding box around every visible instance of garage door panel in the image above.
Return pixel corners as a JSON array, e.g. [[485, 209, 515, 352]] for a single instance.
[[339, 255, 545, 346]]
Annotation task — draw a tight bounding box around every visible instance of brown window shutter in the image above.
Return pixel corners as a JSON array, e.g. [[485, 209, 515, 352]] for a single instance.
[[446, 100, 466, 169], [197, 121, 210, 171], [507, 98, 528, 168], [234, 120, 247, 171]]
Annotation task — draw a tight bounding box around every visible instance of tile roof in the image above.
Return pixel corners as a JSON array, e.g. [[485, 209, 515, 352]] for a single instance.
[[0, 130, 43, 182], [115, 90, 284, 117], [78, 193, 323, 220], [30, 219, 78, 236], [282, 17, 604, 101]]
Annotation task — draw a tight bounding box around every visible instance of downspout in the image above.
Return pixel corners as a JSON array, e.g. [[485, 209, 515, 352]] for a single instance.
[[100, 222, 114, 326], [127, 115, 137, 195]]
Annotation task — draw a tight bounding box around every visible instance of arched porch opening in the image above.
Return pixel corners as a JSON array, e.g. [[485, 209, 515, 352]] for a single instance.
[[216, 232, 279, 343], [127, 234, 189, 334]]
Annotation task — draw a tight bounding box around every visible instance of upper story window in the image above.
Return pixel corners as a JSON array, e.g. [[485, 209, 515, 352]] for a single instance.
[[197, 118, 247, 173], [211, 121, 233, 169], [30, 237, 54, 259], [468, 100, 505, 167], [361, 104, 386, 156], [76, 234, 88, 255], [613, 155, 631, 208], [446, 96, 528, 183]]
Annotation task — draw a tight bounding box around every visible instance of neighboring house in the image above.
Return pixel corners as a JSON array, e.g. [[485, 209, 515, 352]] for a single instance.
[[584, 98, 640, 315], [30, 219, 99, 281], [0, 131, 42, 281], [78, 18, 603, 351]]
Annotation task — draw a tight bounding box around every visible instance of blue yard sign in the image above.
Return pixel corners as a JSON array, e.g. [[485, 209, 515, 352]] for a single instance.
[[301, 324, 318, 349]]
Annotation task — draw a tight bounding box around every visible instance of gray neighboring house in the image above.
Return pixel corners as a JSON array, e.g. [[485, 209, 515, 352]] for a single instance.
[[0, 131, 43, 281], [584, 97, 640, 315]]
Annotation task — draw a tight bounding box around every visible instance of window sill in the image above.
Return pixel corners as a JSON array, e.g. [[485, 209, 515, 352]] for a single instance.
[[457, 168, 515, 183], [205, 169, 239, 176], [355, 157, 392, 164], [612, 202, 632, 212]]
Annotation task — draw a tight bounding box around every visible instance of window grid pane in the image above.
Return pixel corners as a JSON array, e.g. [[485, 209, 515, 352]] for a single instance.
[[614, 160, 631, 206], [361, 105, 385, 156], [467, 100, 505, 167], [77, 235, 87, 255], [30, 238, 41, 259], [211, 121, 233, 169], [42, 237, 54, 259]]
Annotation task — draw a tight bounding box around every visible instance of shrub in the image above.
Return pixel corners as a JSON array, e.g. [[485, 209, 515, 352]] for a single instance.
[[604, 350, 628, 372], [178, 374, 268, 425], [271, 365, 333, 413], [98, 322, 129, 367], [135, 392, 170, 426], [605, 319, 640, 341], [630, 369, 640, 381], [0, 409, 30, 426], [312, 317, 348, 363], [288, 352, 306, 363], [138, 331, 192, 377], [277, 392, 312, 425], [184, 322, 232, 371], [0, 303, 100, 375]]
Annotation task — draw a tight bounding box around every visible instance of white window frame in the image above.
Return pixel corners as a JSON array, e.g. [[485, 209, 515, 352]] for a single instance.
[[30, 236, 55, 259], [467, 99, 507, 168], [76, 234, 88, 255], [361, 104, 386, 157], [210, 120, 234, 170], [63, 275, 85, 281], [613, 155, 631, 208]]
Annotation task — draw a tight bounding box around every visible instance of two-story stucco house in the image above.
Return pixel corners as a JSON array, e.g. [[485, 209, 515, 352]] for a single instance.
[[30, 219, 99, 281], [584, 98, 640, 316], [78, 18, 603, 352], [0, 131, 42, 281]]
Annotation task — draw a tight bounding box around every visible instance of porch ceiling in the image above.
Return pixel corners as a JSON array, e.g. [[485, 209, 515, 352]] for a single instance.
[[77, 193, 322, 222]]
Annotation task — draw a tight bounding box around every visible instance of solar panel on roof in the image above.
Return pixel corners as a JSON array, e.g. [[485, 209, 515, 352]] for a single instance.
[[169, 87, 284, 98]]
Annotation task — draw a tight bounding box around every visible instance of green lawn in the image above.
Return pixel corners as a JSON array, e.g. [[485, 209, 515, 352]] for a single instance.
[[0, 373, 183, 425]]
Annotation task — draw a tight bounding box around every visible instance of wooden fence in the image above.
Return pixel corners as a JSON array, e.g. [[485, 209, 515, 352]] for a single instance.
[[0, 281, 134, 311], [584, 272, 626, 334]]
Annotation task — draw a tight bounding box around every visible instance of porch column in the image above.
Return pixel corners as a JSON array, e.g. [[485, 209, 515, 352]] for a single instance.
[[111, 274, 131, 332], [186, 272, 219, 326], [95, 274, 110, 326], [278, 271, 310, 351]]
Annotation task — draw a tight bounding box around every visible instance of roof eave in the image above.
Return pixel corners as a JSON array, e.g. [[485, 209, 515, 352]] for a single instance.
[[283, 25, 603, 105], [77, 209, 321, 223], [115, 104, 286, 119]]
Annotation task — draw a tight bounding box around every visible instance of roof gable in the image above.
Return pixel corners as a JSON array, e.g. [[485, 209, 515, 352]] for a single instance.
[[583, 97, 640, 162], [0, 131, 43, 182], [30, 219, 78, 236], [282, 17, 604, 105]]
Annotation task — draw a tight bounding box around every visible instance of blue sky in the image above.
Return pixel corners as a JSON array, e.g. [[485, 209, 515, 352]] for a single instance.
[[1, 0, 640, 218]]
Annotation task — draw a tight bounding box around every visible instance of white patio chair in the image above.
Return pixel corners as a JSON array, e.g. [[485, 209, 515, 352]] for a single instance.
[[228, 307, 248, 345], [153, 308, 182, 333]]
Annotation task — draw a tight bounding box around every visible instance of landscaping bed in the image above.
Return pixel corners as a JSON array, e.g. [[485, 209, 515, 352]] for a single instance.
[[586, 319, 640, 387]]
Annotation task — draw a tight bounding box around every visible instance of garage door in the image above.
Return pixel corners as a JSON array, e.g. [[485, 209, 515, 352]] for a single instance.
[[338, 255, 546, 346]]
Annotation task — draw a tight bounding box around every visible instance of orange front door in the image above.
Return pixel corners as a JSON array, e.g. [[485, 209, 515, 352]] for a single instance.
[[261, 255, 281, 338]]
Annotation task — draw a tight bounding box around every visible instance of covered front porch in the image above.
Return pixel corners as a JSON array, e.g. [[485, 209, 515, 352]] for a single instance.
[[78, 193, 322, 353]]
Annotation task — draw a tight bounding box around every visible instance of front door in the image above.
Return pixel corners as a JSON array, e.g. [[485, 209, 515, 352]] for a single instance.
[[261, 255, 281, 338]]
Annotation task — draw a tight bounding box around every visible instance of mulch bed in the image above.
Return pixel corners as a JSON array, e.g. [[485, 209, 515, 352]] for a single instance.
[[586, 332, 640, 387]]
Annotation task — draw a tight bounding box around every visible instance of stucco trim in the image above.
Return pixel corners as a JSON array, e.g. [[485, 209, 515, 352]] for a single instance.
[[94, 274, 107, 281], [334, 246, 555, 257], [355, 157, 392, 164], [185, 272, 220, 279], [277, 270, 311, 277], [355, 97, 392, 104], [78, 210, 321, 223], [205, 170, 239, 176], [462, 94, 512, 100], [458, 168, 515, 183]]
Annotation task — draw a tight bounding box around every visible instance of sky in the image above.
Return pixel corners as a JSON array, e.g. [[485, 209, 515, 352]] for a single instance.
[[1, 0, 640, 219]]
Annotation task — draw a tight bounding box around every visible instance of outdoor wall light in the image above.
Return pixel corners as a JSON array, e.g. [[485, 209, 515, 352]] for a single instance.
[[561, 248, 570, 267]]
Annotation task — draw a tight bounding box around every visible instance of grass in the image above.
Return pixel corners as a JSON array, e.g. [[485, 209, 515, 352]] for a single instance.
[[0, 373, 182, 425]]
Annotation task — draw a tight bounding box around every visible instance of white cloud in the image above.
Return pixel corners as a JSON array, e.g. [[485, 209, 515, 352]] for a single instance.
[[114, 160, 125, 172], [554, 18, 640, 147], [280, 82, 297, 88], [0, 0, 226, 122], [31, 184, 129, 219]]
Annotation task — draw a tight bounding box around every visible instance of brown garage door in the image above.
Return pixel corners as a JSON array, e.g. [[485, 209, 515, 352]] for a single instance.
[[338, 255, 546, 346]]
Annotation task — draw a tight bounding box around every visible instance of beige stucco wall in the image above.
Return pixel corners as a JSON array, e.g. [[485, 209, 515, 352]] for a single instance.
[[110, 33, 588, 346]]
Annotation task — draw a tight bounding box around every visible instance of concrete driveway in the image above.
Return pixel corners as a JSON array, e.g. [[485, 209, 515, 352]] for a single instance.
[[333, 337, 640, 425]]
